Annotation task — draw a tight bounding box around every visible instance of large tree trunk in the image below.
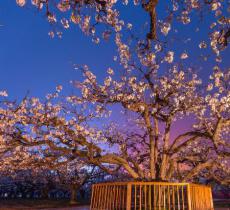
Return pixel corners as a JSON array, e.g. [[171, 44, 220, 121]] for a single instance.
[[97, 154, 140, 179], [159, 121, 171, 180], [41, 187, 49, 199], [154, 117, 159, 179], [144, 109, 156, 180], [182, 161, 214, 182], [70, 184, 78, 204]]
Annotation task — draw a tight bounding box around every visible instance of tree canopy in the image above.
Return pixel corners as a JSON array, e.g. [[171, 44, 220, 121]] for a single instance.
[[0, 0, 229, 189]]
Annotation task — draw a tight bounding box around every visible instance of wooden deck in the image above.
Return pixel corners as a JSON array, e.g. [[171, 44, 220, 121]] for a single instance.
[[91, 182, 214, 210]]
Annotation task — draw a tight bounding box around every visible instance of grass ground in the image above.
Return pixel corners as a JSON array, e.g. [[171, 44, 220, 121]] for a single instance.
[[0, 199, 229, 209], [0, 199, 89, 210], [214, 199, 230, 210]]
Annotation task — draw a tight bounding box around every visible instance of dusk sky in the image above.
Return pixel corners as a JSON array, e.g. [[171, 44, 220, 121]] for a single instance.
[[0, 1, 118, 99], [0, 2, 228, 198], [0, 1, 229, 100]]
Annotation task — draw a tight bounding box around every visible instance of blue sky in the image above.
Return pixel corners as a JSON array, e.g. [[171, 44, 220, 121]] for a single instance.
[[0, 1, 229, 100], [0, 1, 118, 99], [0, 1, 229, 147]]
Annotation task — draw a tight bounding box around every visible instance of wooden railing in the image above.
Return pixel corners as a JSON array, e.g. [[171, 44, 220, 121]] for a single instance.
[[90, 182, 214, 210], [189, 184, 214, 210]]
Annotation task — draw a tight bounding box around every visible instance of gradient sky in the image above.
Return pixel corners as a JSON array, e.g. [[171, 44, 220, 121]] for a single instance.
[[0, 1, 119, 99], [0, 1, 229, 101], [1, 1, 229, 151]]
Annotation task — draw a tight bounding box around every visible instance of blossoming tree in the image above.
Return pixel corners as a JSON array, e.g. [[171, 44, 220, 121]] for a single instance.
[[67, 61, 229, 183], [16, 0, 229, 51], [0, 91, 107, 201], [3, 0, 229, 185]]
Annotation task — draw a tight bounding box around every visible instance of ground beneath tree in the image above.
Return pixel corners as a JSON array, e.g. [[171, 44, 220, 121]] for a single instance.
[[0, 207, 89, 210], [0, 206, 228, 210], [0, 207, 229, 210], [0, 200, 90, 210], [0, 199, 228, 209]]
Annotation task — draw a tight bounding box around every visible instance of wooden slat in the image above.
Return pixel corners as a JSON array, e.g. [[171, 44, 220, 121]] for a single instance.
[[139, 185, 142, 210], [149, 184, 152, 210], [122, 185, 125, 209], [177, 185, 180, 210], [126, 183, 132, 210], [134, 184, 137, 210], [209, 187, 214, 210], [168, 185, 171, 210], [187, 184, 192, 210], [90, 185, 94, 210], [181, 186, 184, 210]]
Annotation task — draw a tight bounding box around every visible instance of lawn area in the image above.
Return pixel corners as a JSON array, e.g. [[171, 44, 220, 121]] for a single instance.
[[0, 199, 89, 210], [214, 199, 230, 210], [0, 199, 229, 209]]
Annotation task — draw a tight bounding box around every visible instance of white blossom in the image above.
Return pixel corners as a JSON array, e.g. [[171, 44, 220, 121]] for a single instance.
[[16, 0, 26, 7], [107, 68, 114, 75], [180, 53, 188, 59], [211, 2, 221, 11], [164, 51, 174, 63], [0, 90, 8, 97]]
